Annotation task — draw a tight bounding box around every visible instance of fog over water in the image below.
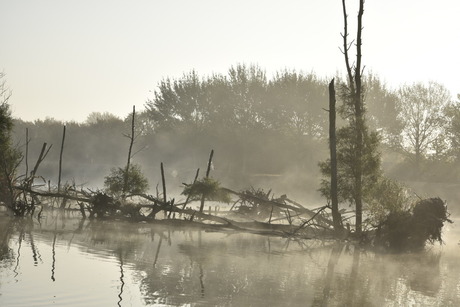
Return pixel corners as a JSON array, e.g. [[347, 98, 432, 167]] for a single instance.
[[1, 213, 459, 306]]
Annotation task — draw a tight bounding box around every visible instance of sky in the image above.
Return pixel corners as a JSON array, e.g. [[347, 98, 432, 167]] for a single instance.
[[1, 0, 459, 123]]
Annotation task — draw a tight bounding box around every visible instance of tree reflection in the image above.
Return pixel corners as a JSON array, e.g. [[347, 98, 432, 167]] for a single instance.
[[404, 252, 442, 296], [312, 242, 344, 306], [0, 219, 15, 262]]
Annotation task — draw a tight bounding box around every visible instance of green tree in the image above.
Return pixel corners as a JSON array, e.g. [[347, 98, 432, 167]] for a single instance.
[[334, 0, 379, 234], [397, 81, 451, 168]]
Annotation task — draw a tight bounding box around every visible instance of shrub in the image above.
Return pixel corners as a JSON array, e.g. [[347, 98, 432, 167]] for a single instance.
[[182, 177, 230, 203], [104, 164, 148, 197]]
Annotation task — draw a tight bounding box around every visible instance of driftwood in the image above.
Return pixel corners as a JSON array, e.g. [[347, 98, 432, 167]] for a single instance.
[[222, 187, 334, 227], [10, 184, 333, 239]]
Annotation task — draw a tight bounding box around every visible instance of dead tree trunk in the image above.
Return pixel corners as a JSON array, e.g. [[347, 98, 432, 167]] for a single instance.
[[25, 128, 29, 177], [328, 79, 343, 233], [199, 149, 214, 213], [58, 125, 66, 193], [123, 105, 136, 196]]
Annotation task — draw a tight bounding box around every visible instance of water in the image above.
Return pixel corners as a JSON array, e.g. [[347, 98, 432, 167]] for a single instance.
[[1, 212, 459, 306]]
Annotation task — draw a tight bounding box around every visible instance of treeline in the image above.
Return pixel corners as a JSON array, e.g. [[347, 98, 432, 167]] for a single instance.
[[11, 64, 460, 200]]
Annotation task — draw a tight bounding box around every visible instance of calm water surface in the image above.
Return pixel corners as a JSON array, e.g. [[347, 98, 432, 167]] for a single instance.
[[1, 212, 459, 306]]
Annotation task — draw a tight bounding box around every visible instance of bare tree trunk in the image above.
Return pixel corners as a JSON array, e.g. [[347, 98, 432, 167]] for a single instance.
[[354, 0, 365, 235], [328, 79, 343, 234], [25, 128, 29, 177], [182, 168, 200, 210], [58, 125, 66, 193], [199, 149, 214, 213], [161, 162, 167, 204], [123, 105, 135, 195]]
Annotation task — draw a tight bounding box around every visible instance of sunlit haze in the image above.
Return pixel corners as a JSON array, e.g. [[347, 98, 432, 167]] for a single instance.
[[1, 0, 459, 122]]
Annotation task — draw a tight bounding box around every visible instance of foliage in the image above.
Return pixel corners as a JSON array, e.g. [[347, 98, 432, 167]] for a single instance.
[[145, 64, 329, 137], [182, 177, 231, 203], [85, 112, 121, 125], [104, 164, 149, 197], [88, 191, 119, 218], [0, 72, 22, 208], [364, 178, 414, 226], [378, 197, 451, 251], [319, 126, 381, 202], [319, 80, 382, 209]]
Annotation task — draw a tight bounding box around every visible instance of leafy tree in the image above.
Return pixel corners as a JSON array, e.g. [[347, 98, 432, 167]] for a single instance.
[[396, 81, 451, 168], [267, 70, 328, 137], [227, 64, 268, 130], [104, 164, 149, 197], [146, 70, 209, 132], [332, 0, 379, 234]]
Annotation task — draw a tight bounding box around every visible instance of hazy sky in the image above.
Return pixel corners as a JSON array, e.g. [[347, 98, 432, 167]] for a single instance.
[[1, 0, 459, 122]]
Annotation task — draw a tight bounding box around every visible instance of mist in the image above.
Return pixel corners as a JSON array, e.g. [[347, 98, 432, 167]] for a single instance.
[[10, 66, 460, 216]]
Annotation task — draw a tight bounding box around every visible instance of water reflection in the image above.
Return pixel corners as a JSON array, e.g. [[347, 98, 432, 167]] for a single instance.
[[117, 249, 125, 307], [0, 213, 459, 306]]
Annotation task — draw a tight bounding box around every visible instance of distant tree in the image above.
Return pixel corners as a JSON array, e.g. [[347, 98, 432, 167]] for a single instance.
[[227, 64, 268, 130], [396, 81, 451, 168], [85, 112, 121, 125], [364, 73, 402, 146], [145, 70, 209, 132], [444, 94, 460, 162], [267, 70, 328, 137]]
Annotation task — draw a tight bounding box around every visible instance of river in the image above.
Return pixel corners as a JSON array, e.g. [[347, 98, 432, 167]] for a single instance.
[[1, 212, 459, 306]]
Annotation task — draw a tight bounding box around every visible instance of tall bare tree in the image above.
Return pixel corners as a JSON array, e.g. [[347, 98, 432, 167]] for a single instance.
[[339, 0, 368, 235]]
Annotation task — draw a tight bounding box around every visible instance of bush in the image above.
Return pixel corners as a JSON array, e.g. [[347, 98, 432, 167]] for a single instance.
[[182, 177, 231, 203], [365, 177, 414, 226], [377, 197, 452, 252], [104, 164, 149, 197]]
